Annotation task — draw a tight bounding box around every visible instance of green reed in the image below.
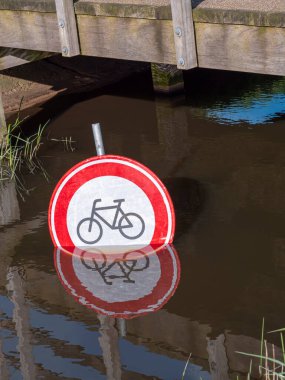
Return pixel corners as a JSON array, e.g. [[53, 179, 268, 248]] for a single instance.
[[0, 117, 48, 188], [237, 322, 285, 380]]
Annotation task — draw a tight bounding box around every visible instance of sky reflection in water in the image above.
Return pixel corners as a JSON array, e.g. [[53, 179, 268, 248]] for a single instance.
[[204, 79, 285, 125], [208, 94, 285, 125]]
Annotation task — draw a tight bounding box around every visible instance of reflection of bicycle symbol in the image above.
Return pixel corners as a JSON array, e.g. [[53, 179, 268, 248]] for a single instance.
[[80, 251, 150, 285], [77, 199, 145, 244]]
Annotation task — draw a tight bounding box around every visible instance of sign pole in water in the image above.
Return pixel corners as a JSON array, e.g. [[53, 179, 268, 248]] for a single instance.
[[92, 123, 105, 156]]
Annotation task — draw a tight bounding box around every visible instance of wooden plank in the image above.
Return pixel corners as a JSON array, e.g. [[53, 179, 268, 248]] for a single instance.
[[55, 0, 80, 57], [77, 15, 176, 64], [0, 11, 176, 64], [74, 1, 172, 20], [170, 0, 197, 69], [0, 0, 56, 13], [0, 10, 61, 52], [192, 0, 285, 28], [195, 22, 285, 76], [0, 48, 54, 70]]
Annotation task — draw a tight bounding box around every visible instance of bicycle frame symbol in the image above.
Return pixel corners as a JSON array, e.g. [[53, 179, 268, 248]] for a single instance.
[[77, 199, 145, 244], [80, 251, 149, 285]]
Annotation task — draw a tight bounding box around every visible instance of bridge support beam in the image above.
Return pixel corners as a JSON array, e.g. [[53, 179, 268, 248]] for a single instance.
[[55, 0, 80, 57], [170, 0, 197, 70], [151, 63, 184, 94]]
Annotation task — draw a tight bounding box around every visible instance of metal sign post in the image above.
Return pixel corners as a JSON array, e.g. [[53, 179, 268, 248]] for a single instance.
[[92, 123, 105, 156]]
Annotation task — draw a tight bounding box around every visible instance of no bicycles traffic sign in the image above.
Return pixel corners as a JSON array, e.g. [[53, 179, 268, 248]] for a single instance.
[[48, 155, 175, 249]]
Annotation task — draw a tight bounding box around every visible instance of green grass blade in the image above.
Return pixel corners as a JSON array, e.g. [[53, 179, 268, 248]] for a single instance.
[[281, 333, 285, 364], [236, 351, 285, 368], [269, 329, 285, 334], [181, 353, 191, 380], [261, 317, 265, 368]]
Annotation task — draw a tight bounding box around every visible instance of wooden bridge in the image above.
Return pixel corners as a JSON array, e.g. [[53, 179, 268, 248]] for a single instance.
[[1, 0, 285, 133], [1, 0, 285, 74]]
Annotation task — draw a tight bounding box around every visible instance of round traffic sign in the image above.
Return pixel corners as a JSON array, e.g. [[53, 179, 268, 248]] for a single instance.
[[49, 155, 175, 250], [54, 244, 180, 318]]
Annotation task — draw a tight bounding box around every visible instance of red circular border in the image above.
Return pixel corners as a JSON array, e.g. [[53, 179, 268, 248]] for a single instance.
[[48, 155, 175, 248], [54, 245, 181, 318]]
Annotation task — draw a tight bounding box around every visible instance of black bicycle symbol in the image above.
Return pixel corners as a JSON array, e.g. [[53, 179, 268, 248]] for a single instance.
[[77, 199, 145, 244], [80, 250, 150, 285]]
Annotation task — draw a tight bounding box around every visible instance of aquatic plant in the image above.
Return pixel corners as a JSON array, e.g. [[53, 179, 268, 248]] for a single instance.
[[237, 320, 285, 379], [0, 117, 47, 184], [49, 136, 76, 152], [180, 319, 285, 380]]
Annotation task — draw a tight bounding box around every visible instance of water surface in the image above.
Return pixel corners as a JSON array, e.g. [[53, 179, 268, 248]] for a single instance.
[[1, 68, 285, 379]]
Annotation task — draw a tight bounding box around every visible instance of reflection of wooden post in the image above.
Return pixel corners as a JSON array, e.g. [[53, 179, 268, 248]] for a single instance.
[[207, 334, 230, 380], [0, 338, 9, 380], [117, 319, 126, 337], [6, 268, 36, 380], [0, 89, 6, 142], [98, 315, 122, 380], [0, 181, 20, 226], [155, 97, 188, 176], [0, 214, 45, 380]]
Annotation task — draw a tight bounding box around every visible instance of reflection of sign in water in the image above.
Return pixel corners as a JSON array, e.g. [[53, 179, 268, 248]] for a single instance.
[[48, 155, 175, 249], [80, 249, 149, 285], [54, 245, 180, 318]]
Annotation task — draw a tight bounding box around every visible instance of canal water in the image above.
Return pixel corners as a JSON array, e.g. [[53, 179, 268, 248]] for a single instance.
[[1, 68, 285, 379]]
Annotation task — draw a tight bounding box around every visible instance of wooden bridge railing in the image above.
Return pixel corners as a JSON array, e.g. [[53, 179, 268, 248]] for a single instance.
[[54, 0, 197, 69], [1, 0, 285, 76], [0, 0, 198, 71]]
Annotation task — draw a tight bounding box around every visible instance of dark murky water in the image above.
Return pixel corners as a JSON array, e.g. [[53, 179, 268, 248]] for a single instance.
[[1, 68, 285, 379]]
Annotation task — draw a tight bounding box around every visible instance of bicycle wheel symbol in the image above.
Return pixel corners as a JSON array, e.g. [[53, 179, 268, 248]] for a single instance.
[[77, 218, 103, 245], [118, 213, 145, 240]]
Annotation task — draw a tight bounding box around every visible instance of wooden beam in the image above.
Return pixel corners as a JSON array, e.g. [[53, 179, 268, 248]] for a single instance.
[[2, 8, 285, 76], [0, 11, 175, 64], [77, 15, 176, 64], [0, 10, 61, 52], [0, 48, 54, 70], [195, 22, 285, 76], [170, 0, 197, 70], [55, 0, 80, 57]]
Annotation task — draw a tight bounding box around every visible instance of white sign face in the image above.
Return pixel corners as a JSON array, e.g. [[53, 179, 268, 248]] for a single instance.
[[66, 176, 155, 251], [49, 155, 175, 249]]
